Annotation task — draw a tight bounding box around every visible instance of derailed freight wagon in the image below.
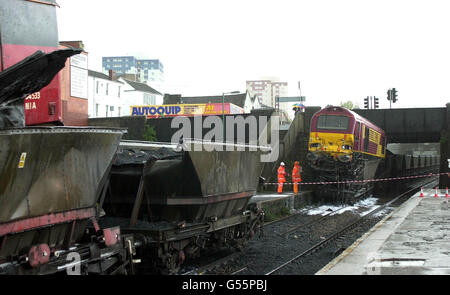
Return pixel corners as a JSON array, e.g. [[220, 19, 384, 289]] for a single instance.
[[0, 50, 137, 274], [0, 0, 139, 274], [99, 140, 270, 274]]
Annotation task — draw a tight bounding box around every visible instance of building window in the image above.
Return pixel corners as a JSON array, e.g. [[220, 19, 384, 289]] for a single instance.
[[118, 86, 121, 97], [96, 81, 99, 94], [106, 105, 109, 117], [106, 83, 109, 96], [95, 104, 99, 117], [118, 107, 121, 116], [143, 93, 156, 105]]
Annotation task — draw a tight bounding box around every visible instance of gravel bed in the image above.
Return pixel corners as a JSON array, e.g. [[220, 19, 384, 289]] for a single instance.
[[230, 206, 392, 275], [277, 214, 387, 275]]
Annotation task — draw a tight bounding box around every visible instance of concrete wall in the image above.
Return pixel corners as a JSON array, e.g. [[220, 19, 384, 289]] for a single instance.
[[88, 108, 277, 143], [88, 116, 147, 140], [260, 107, 321, 188]]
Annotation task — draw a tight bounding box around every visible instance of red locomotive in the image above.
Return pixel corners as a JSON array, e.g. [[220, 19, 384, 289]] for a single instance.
[[307, 106, 387, 203]]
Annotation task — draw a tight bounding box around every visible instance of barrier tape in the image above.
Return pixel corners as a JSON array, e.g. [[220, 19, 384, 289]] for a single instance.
[[266, 172, 448, 186]]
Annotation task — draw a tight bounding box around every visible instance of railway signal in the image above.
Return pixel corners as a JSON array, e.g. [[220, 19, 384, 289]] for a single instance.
[[387, 88, 398, 109], [392, 88, 398, 103], [387, 89, 392, 101], [374, 97, 379, 109], [364, 97, 369, 109]]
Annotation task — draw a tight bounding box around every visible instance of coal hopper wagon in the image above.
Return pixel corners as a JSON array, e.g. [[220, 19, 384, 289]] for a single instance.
[[0, 0, 137, 273], [99, 140, 270, 274]]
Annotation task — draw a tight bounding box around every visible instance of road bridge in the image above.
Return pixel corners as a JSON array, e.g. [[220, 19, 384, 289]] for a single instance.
[[354, 105, 450, 188], [353, 107, 446, 144]]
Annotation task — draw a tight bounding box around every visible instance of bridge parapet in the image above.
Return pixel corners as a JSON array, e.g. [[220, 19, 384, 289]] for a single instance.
[[354, 107, 445, 144]]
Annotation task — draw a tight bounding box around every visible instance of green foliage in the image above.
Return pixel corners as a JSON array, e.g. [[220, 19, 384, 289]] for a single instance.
[[263, 205, 291, 222], [143, 124, 157, 141], [280, 206, 290, 216], [340, 100, 360, 110]]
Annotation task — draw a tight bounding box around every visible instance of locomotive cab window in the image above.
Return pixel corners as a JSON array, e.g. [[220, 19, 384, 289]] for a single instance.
[[316, 115, 349, 130]]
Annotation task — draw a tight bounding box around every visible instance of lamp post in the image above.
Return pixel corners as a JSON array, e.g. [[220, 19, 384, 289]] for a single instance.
[[222, 91, 240, 143]]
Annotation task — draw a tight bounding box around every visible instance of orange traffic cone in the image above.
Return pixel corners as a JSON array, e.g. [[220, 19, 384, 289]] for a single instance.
[[446, 187, 449, 199], [420, 187, 424, 198], [434, 187, 439, 198]]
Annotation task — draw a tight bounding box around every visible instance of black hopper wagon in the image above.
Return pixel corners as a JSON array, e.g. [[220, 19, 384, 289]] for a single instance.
[[99, 140, 270, 274]]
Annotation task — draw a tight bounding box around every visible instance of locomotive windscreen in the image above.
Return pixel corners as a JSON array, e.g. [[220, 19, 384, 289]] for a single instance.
[[316, 115, 349, 130]]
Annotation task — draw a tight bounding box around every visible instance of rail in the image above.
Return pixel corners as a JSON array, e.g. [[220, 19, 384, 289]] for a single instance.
[[264, 178, 437, 275]]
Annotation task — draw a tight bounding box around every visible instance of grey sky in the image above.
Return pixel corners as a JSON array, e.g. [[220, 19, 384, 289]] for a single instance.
[[56, 0, 450, 109]]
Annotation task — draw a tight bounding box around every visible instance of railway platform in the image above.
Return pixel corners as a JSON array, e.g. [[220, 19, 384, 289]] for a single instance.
[[316, 189, 450, 275], [250, 190, 314, 203], [250, 191, 314, 217]]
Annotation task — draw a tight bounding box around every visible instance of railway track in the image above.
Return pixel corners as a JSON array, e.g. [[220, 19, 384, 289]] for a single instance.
[[180, 252, 242, 275], [264, 178, 437, 275], [179, 178, 437, 276], [279, 206, 350, 238], [274, 175, 438, 238]]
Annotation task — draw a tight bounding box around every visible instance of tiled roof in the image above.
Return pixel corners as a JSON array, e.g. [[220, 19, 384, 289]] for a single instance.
[[88, 70, 110, 80], [122, 79, 162, 95], [88, 70, 123, 83]]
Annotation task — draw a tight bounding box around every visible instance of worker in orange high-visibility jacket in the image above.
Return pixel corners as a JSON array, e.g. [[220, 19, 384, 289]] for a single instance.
[[292, 161, 302, 194], [277, 162, 287, 193]]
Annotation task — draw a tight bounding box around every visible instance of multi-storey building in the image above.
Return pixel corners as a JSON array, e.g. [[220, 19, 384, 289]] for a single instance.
[[102, 56, 139, 79], [102, 56, 164, 91], [246, 80, 288, 107], [136, 59, 164, 91], [271, 81, 289, 106], [246, 80, 272, 106]]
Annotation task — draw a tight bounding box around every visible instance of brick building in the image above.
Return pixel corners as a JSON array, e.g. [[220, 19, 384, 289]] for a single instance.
[[58, 41, 89, 126]]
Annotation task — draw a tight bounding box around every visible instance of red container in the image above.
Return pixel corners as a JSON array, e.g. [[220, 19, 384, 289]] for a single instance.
[[0, 0, 62, 125]]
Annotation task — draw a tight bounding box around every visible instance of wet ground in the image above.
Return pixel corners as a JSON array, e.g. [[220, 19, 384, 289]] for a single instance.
[[233, 207, 388, 275], [181, 179, 438, 275]]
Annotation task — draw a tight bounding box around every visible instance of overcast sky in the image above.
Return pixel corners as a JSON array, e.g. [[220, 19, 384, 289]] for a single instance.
[[57, 0, 450, 109]]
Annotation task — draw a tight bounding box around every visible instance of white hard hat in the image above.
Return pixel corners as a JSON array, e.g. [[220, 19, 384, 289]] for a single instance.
[[280, 162, 285, 166]]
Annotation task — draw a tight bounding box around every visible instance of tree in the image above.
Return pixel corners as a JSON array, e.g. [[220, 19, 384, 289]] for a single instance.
[[143, 124, 157, 141], [340, 101, 360, 110]]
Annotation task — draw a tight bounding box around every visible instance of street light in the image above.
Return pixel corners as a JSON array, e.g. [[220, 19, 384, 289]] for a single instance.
[[222, 91, 240, 143]]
